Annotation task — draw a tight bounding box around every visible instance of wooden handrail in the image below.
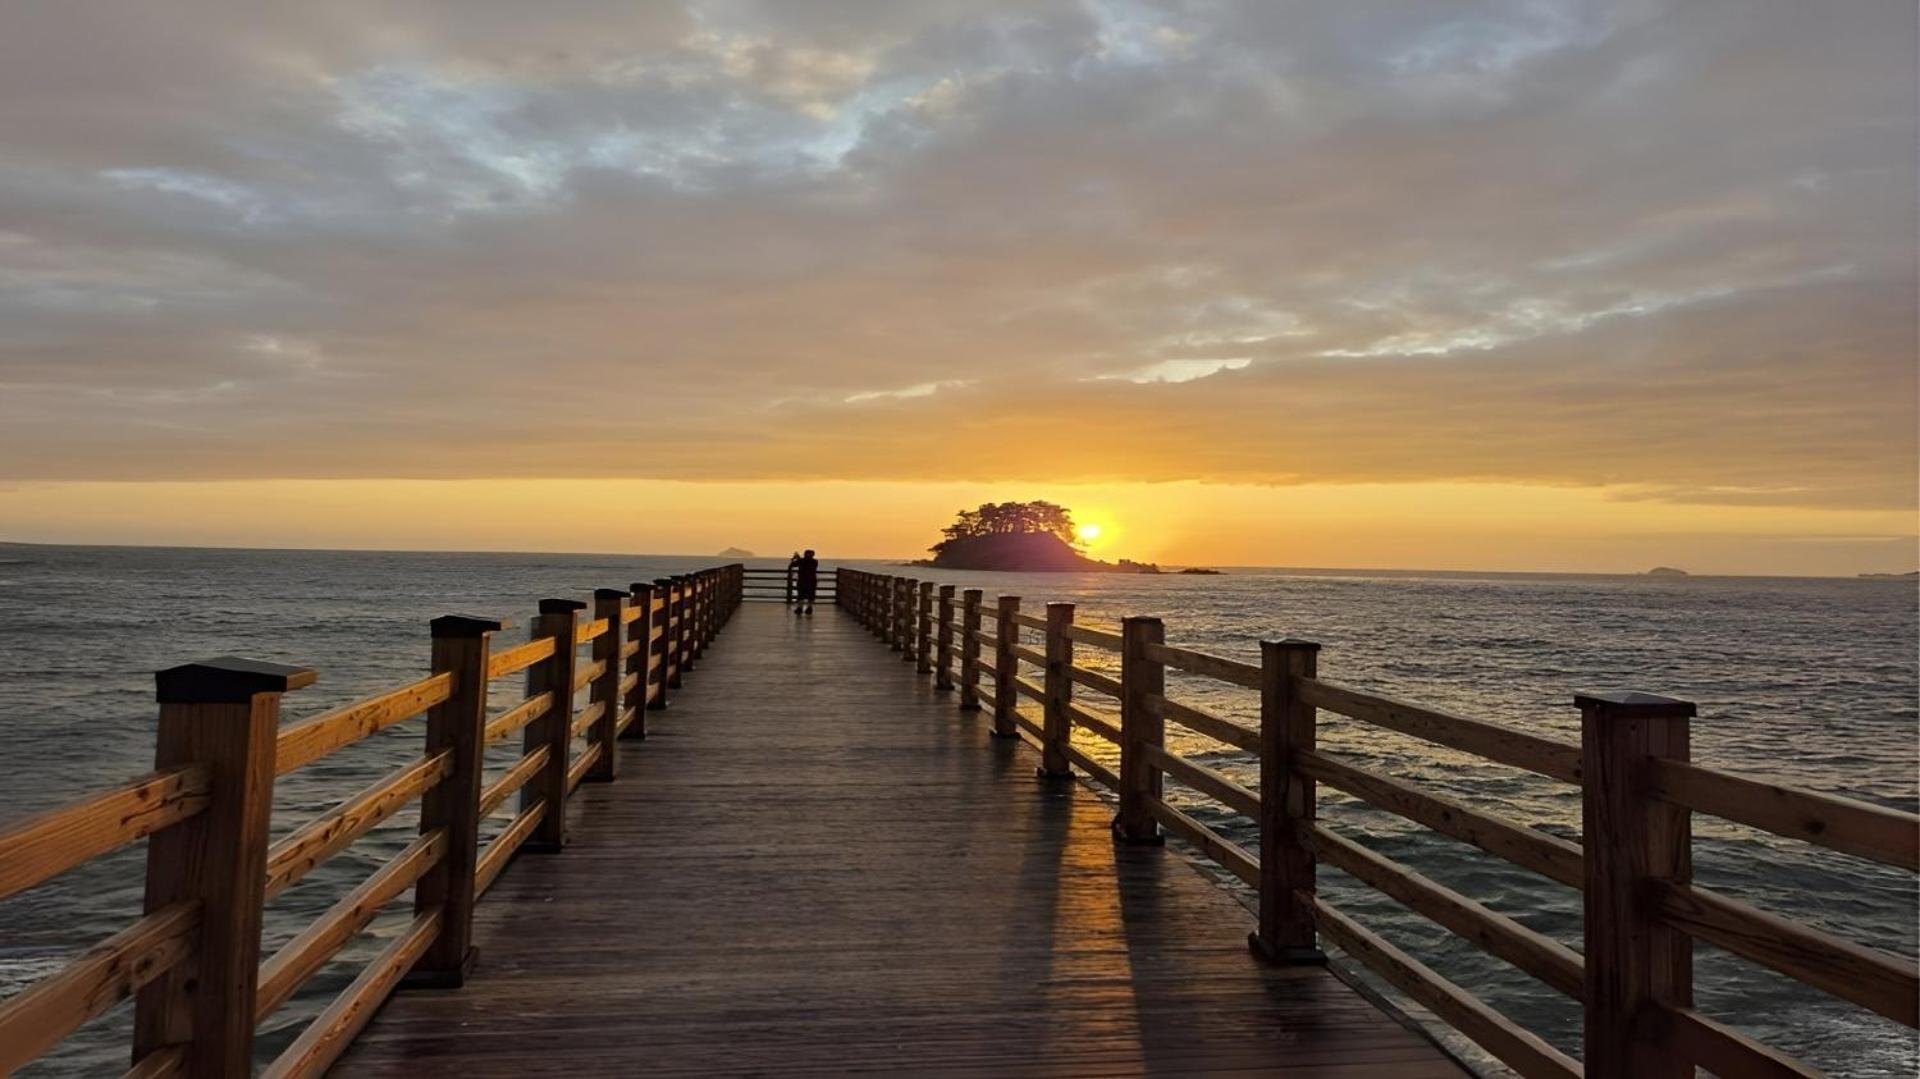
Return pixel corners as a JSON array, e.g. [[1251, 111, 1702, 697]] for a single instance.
[[1298, 677, 1582, 785], [848, 566, 1920, 1076], [0, 565, 746, 1076], [0, 901, 200, 1075], [1140, 641, 1261, 689], [0, 765, 211, 902], [1649, 757, 1919, 870], [256, 830, 447, 1022], [275, 672, 453, 777], [264, 752, 451, 900], [487, 637, 556, 680], [1297, 749, 1584, 888]]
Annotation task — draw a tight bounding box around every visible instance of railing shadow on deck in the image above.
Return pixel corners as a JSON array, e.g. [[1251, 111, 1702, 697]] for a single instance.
[[838, 567, 1920, 1079], [0, 565, 745, 1077]]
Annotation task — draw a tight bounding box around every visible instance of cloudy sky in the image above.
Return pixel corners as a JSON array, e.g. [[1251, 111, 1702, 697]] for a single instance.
[[1, 1, 1913, 572]]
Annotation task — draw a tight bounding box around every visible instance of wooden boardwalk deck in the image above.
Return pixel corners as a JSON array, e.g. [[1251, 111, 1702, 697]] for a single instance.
[[341, 603, 1464, 1077]]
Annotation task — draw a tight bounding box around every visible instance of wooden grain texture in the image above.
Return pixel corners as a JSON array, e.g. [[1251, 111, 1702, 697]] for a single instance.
[[0, 765, 209, 902], [1648, 758, 1919, 870], [341, 605, 1464, 1077]]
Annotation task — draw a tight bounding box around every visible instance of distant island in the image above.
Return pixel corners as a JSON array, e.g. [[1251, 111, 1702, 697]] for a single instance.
[[1178, 567, 1223, 575], [1644, 566, 1690, 577], [718, 546, 755, 558], [912, 501, 1161, 573], [1859, 571, 1919, 578]]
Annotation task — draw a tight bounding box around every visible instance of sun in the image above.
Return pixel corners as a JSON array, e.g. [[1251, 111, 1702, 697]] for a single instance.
[[1075, 522, 1103, 544]]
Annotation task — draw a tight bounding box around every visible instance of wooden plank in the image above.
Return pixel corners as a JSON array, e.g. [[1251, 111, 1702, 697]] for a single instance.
[[1144, 744, 1260, 818], [0, 902, 199, 1075], [476, 802, 546, 897], [486, 637, 556, 680], [1299, 678, 1582, 785], [0, 765, 210, 902], [1142, 641, 1262, 689], [1012, 644, 1047, 667], [1010, 611, 1050, 631], [481, 747, 551, 819], [1062, 742, 1120, 791], [1302, 823, 1584, 999], [1066, 701, 1121, 743], [1067, 664, 1122, 698], [275, 673, 452, 776], [574, 618, 610, 644], [1650, 758, 1919, 871], [569, 699, 607, 739], [1013, 676, 1046, 702], [256, 830, 446, 1022], [1660, 1007, 1821, 1078], [1148, 798, 1260, 886], [1309, 894, 1582, 1079], [483, 691, 550, 747], [567, 743, 604, 794], [261, 909, 442, 1079], [572, 658, 607, 692], [1146, 692, 1260, 752], [1655, 882, 1918, 1025], [1299, 750, 1584, 888], [341, 605, 1461, 1078], [263, 752, 450, 900], [1061, 623, 1124, 650]]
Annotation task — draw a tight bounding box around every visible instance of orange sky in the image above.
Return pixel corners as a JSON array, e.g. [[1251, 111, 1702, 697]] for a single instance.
[[1, 479, 1911, 576], [0, 4, 1913, 575]]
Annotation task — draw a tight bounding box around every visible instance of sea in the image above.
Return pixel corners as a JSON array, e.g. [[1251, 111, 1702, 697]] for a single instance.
[[1, 544, 1914, 1076]]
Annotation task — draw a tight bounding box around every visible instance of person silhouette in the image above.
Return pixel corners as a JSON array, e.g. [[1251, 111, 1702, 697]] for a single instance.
[[794, 549, 819, 615]]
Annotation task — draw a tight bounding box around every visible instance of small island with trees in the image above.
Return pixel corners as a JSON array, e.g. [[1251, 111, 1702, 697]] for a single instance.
[[913, 501, 1163, 573]]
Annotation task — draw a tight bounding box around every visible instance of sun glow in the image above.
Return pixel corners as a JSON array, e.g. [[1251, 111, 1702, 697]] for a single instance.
[[1075, 522, 1103, 544]]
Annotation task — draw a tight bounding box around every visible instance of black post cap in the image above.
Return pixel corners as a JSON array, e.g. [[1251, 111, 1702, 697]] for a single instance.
[[594, 587, 629, 601], [431, 614, 508, 638], [1574, 690, 1696, 719], [629, 582, 655, 593], [538, 598, 589, 614], [157, 657, 318, 704]]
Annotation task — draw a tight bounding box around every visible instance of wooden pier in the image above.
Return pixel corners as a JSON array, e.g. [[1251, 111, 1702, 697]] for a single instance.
[[2, 562, 1916, 1077], [339, 600, 1459, 1076]]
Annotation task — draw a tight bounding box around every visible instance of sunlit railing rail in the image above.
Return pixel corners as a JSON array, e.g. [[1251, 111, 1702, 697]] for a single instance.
[[838, 568, 1919, 1079], [0, 565, 742, 1077]]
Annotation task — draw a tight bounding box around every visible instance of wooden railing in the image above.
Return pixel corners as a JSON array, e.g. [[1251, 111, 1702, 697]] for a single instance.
[[0, 564, 743, 1077], [738, 564, 839, 604], [837, 568, 1920, 1078]]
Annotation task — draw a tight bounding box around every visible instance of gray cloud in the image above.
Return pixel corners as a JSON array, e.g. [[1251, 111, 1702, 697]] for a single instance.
[[0, 1, 1912, 508]]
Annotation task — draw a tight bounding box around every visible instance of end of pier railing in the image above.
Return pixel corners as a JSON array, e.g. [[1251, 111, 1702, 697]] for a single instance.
[[835, 567, 1919, 1079], [0, 563, 744, 1079]]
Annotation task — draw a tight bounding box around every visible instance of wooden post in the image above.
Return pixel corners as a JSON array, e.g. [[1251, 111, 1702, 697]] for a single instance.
[[992, 596, 1020, 738], [1113, 616, 1165, 843], [899, 579, 917, 660], [934, 585, 956, 691], [587, 589, 625, 782], [657, 578, 682, 690], [627, 583, 656, 731], [407, 615, 503, 988], [678, 575, 697, 673], [523, 598, 582, 852], [1252, 639, 1325, 965], [649, 580, 674, 707], [1038, 602, 1074, 777], [1579, 691, 1696, 1079], [915, 581, 934, 674], [691, 573, 707, 658], [136, 657, 314, 1076], [958, 589, 984, 710], [701, 571, 715, 648]]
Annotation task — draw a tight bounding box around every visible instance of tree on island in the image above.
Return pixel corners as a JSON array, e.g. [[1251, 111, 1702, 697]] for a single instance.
[[932, 501, 1080, 554], [919, 501, 1157, 573]]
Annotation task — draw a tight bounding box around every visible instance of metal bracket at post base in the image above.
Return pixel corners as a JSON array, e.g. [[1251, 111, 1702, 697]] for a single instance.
[[1033, 765, 1073, 780], [1247, 933, 1328, 967]]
